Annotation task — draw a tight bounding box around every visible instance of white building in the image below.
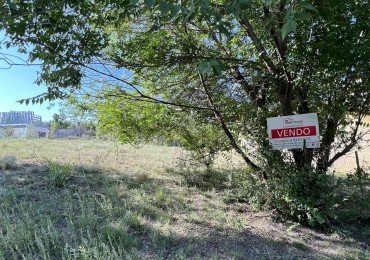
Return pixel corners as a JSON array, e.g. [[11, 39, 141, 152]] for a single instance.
[[0, 111, 49, 139]]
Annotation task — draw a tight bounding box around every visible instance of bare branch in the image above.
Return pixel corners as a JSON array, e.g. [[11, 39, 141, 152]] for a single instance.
[[239, 14, 278, 75], [0, 52, 42, 69], [198, 73, 266, 178]]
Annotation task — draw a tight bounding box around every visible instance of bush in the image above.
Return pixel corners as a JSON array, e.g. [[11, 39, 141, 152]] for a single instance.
[[224, 169, 269, 207], [46, 161, 72, 187], [227, 165, 339, 227], [334, 169, 370, 222], [177, 148, 370, 227], [177, 168, 230, 191], [267, 168, 338, 227], [0, 156, 17, 170]]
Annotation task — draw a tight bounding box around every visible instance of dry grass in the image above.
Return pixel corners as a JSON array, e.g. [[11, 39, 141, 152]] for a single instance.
[[0, 155, 16, 170], [0, 138, 369, 259]]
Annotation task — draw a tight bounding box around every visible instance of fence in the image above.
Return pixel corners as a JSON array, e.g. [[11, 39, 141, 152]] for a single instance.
[[330, 146, 370, 173], [240, 132, 370, 174]]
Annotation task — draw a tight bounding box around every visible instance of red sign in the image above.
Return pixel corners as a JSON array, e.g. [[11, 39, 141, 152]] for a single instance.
[[271, 126, 316, 139]]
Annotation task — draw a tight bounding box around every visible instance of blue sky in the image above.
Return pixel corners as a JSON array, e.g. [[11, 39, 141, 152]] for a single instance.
[[0, 32, 59, 122]]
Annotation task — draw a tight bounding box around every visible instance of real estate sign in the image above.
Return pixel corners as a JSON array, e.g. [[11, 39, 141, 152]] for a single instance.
[[267, 113, 320, 150]]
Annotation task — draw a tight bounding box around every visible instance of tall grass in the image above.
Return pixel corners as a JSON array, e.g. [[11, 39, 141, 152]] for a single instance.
[[0, 139, 368, 259], [0, 155, 16, 170]]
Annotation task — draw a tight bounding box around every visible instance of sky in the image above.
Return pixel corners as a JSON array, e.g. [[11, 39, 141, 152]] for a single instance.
[[0, 32, 59, 122]]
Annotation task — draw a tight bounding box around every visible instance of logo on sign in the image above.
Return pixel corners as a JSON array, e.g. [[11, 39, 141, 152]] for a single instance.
[[283, 118, 294, 124], [283, 118, 303, 126]]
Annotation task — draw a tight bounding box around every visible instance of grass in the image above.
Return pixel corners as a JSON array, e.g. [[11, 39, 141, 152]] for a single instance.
[[0, 155, 16, 170], [46, 160, 73, 187], [0, 138, 368, 259]]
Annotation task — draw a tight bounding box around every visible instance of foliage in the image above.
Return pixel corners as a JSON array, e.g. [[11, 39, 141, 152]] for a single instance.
[[1, 0, 370, 225], [97, 95, 174, 144], [0, 155, 16, 170], [46, 161, 72, 187], [50, 113, 72, 130], [96, 92, 228, 166], [49, 97, 97, 137], [267, 167, 338, 226], [1, 127, 14, 138], [228, 165, 370, 227], [176, 168, 230, 191], [335, 169, 370, 222], [226, 169, 335, 227], [175, 118, 229, 169], [0, 138, 369, 258]]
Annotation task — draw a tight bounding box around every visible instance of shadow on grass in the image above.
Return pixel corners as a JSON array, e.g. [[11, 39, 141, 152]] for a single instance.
[[0, 162, 367, 259]]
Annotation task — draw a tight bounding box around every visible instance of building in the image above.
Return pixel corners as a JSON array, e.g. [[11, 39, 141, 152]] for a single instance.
[[0, 111, 48, 138], [52, 128, 82, 139]]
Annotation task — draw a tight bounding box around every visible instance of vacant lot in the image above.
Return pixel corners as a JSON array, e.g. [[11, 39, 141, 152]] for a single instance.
[[0, 139, 369, 259]]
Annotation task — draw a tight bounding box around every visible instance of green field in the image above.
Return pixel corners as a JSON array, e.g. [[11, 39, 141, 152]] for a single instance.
[[0, 139, 368, 259]]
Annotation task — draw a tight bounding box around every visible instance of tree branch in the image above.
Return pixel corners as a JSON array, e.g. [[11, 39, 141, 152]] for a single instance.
[[327, 97, 370, 168], [239, 14, 278, 75], [198, 73, 267, 179]]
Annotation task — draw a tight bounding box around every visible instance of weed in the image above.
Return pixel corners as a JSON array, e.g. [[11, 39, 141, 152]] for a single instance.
[[287, 222, 301, 233], [185, 211, 203, 224], [0, 155, 16, 170], [210, 251, 220, 260], [136, 172, 150, 184], [176, 168, 229, 191], [334, 169, 370, 222], [340, 249, 370, 260], [46, 161, 72, 187], [154, 189, 167, 208], [0, 139, 368, 259], [124, 211, 143, 231], [363, 226, 370, 236], [291, 240, 309, 251]]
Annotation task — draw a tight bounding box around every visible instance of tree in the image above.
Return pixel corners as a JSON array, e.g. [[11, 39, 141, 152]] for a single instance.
[[1, 0, 369, 225], [50, 97, 97, 135], [50, 112, 71, 130]]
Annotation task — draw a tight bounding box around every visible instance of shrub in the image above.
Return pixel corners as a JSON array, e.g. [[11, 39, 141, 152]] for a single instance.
[[267, 168, 338, 227], [177, 168, 229, 191], [227, 165, 339, 227], [46, 161, 72, 187], [0, 156, 17, 170], [334, 168, 370, 222], [224, 169, 270, 207]]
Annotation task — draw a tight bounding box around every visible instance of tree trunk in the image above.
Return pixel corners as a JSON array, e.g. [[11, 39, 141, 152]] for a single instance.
[[316, 116, 338, 173]]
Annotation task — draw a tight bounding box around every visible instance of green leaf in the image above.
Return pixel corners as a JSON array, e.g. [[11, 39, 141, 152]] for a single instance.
[[197, 61, 212, 74], [264, 0, 276, 7], [239, 0, 252, 10], [284, 6, 294, 21], [299, 2, 317, 11], [217, 24, 231, 37], [281, 18, 297, 39], [144, 0, 154, 9], [130, 0, 140, 5], [159, 2, 170, 15], [209, 60, 224, 76], [201, 0, 210, 9], [169, 4, 180, 17], [295, 11, 311, 20], [197, 60, 224, 76]]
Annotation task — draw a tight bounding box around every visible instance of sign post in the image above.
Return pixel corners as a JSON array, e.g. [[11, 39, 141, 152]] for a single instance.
[[267, 113, 320, 150]]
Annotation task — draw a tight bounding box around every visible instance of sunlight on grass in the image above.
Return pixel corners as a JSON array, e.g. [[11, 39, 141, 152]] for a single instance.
[[0, 139, 368, 259]]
